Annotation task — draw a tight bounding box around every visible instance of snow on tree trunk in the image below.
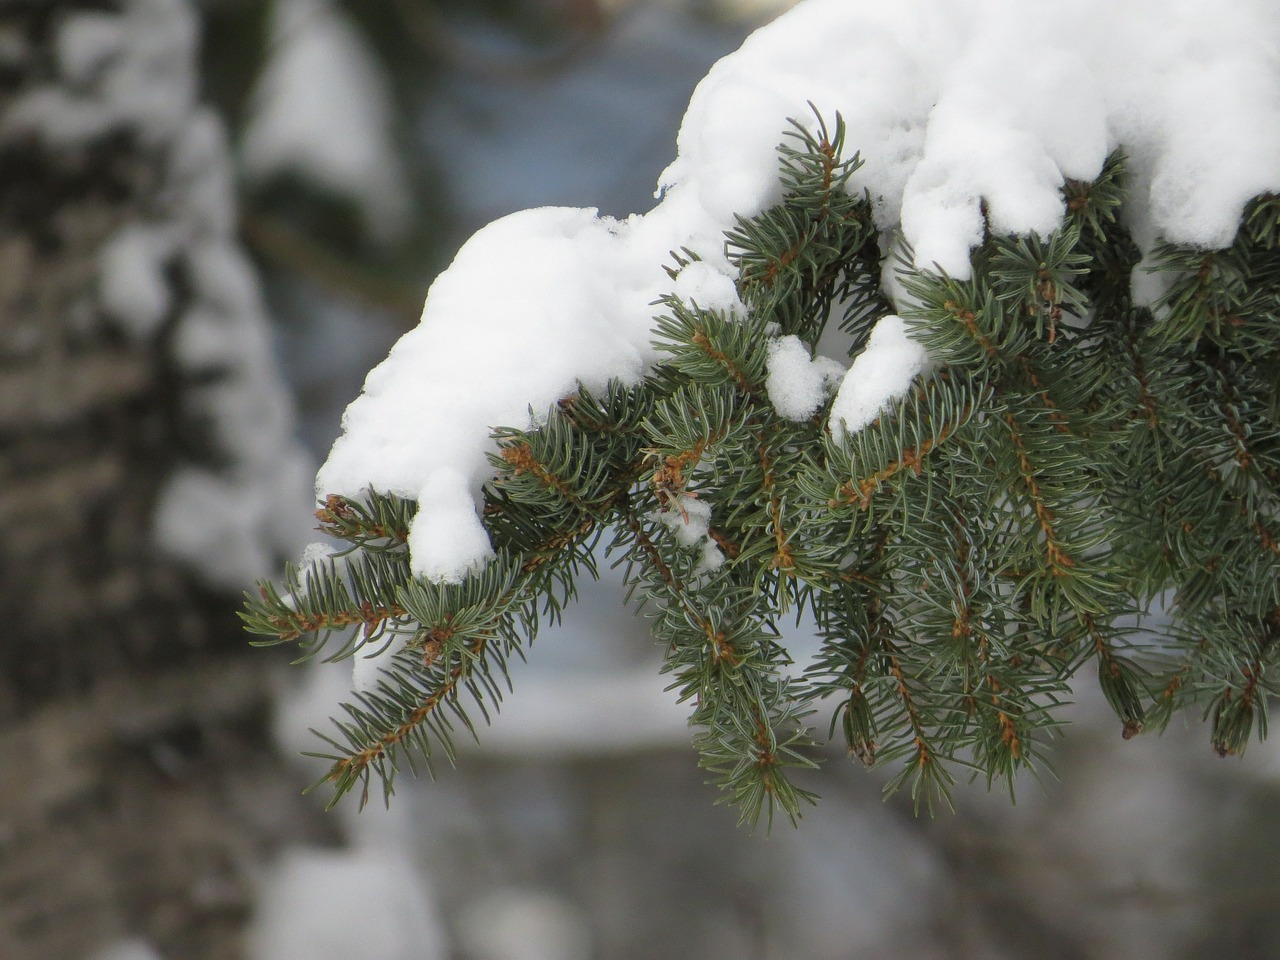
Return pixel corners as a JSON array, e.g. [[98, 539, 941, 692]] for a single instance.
[[0, 3, 322, 958]]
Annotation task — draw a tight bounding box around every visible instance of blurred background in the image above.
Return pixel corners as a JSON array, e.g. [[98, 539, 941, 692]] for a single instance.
[[2, 1, 1280, 958]]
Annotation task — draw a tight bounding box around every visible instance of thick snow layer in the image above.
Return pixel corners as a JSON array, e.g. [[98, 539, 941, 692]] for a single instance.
[[242, 0, 412, 243], [317, 201, 728, 582], [319, 0, 1280, 583]]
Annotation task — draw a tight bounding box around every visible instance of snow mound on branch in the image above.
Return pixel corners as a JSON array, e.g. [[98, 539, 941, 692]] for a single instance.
[[318, 0, 1280, 583], [318, 201, 732, 582], [830, 317, 930, 440], [765, 335, 845, 421]]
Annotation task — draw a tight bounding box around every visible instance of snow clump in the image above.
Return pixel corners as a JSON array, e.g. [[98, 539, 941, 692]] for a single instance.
[[655, 494, 726, 575], [317, 0, 1280, 584], [829, 317, 930, 440], [765, 335, 846, 421]]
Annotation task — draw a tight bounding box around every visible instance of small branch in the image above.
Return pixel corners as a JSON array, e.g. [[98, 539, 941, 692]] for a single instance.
[[500, 442, 589, 509], [755, 430, 794, 573], [1002, 412, 1074, 575], [886, 644, 934, 771], [1016, 355, 1071, 433], [832, 411, 969, 509], [316, 494, 409, 544], [520, 515, 597, 574], [258, 594, 406, 643], [691, 330, 763, 399], [1126, 328, 1160, 430], [619, 497, 679, 593], [944, 300, 1000, 359], [326, 632, 491, 796]]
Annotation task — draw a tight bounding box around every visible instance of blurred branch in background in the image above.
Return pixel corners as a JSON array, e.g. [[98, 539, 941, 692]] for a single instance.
[[239, 208, 424, 324], [387, 0, 612, 80]]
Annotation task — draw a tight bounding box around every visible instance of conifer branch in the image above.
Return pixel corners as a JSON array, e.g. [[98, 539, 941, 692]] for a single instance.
[[323, 630, 492, 804], [1001, 411, 1074, 577], [832, 409, 970, 510], [315, 492, 413, 547], [248, 108, 1280, 827]]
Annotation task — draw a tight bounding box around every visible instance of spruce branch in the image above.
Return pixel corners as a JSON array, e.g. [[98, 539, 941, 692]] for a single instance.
[[248, 108, 1280, 827]]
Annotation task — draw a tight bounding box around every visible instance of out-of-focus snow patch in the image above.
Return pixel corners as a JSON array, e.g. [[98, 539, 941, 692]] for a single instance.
[[151, 220, 315, 588], [32, 0, 318, 589], [829, 315, 928, 440], [87, 940, 165, 960], [97, 224, 178, 338], [4, 0, 197, 146], [247, 846, 447, 960], [765, 334, 845, 420], [458, 890, 591, 960], [476, 670, 690, 755], [241, 0, 412, 243], [154, 469, 274, 591], [765, 791, 946, 957], [102, 36, 315, 588]]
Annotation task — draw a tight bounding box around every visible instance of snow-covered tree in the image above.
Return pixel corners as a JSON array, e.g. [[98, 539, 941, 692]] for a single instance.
[[245, 0, 1280, 826], [0, 2, 325, 957]]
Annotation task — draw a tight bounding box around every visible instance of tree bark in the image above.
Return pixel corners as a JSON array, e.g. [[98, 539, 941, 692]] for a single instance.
[[0, 4, 335, 957]]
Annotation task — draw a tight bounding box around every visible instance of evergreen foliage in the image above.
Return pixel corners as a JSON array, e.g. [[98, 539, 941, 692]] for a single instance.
[[243, 111, 1280, 827]]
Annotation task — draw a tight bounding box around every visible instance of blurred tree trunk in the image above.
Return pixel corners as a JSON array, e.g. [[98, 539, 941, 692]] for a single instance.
[[0, 4, 335, 958]]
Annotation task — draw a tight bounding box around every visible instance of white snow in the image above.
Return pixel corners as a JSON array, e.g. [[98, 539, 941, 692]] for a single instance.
[[671, 259, 743, 313], [88, 940, 164, 960], [829, 316, 929, 440], [4, 0, 197, 146], [97, 224, 176, 338], [657, 495, 712, 547], [56, 13, 126, 86], [765, 335, 845, 421], [316, 203, 727, 581], [241, 0, 412, 243], [318, 0, 1280, 583], [45, 1, 318, 589], [654, 493, 726, 574], [247, 846, 447, 960], [458, 890, 591, 960]]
